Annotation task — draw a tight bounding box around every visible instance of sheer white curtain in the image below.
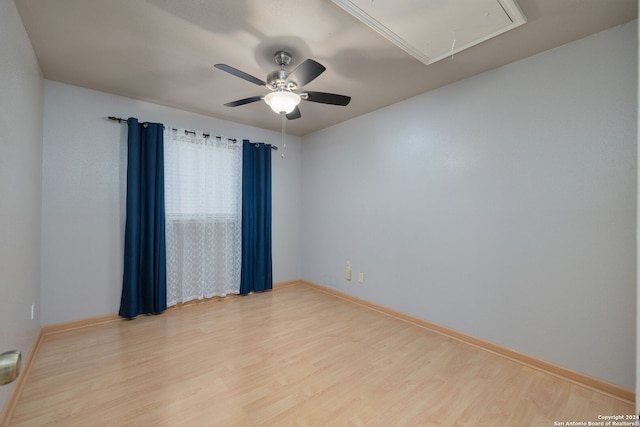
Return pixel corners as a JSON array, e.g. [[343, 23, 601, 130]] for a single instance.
[[164, 127, 242, 306]]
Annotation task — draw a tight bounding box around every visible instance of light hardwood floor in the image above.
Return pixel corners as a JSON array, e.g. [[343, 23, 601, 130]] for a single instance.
[[9, 284, 634, 426]]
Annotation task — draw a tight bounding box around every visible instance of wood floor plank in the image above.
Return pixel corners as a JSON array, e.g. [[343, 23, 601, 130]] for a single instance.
[[9, 284, 633, 426]]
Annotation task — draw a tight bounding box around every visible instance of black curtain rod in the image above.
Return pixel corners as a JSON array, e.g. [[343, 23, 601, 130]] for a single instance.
[[108, 116, 278, 150]]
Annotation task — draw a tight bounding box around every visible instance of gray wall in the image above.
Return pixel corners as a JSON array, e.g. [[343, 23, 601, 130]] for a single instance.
[[301, 22, 637, 389], [40, 81, 302, 325], [0, 0, 44, 412]]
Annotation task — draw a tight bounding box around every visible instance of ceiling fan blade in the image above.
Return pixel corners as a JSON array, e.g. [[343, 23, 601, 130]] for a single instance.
[[214, 64, 266, 87], [304, 91, 351, 106], [286, 106, 301, 120], [224, 96, 263, 107], [286, 59, 326, 87]]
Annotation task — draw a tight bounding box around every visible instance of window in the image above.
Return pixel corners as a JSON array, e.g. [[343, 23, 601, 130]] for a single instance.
[[163, 128, 242, 305]]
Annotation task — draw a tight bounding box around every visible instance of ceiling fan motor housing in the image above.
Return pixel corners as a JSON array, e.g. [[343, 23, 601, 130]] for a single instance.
[[268, 51, 296, 90], [267, 69, 294, 90]]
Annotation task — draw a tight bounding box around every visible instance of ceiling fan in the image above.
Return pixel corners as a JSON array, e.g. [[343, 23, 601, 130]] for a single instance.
[[214, 51, 351, 120]]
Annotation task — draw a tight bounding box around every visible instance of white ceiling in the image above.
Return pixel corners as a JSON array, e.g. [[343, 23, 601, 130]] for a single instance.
[[15, 0, 637, 136]]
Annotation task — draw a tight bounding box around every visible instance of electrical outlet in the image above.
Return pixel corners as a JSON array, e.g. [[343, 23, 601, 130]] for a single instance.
[[345, 261, 352, 280], [358, 272, 364, 283]]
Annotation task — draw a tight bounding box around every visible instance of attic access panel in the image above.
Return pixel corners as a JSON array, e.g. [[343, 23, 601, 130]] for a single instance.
[[331, 0, 526, 65]]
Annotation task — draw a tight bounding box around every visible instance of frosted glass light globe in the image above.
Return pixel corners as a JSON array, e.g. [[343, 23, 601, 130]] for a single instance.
[[264, 91, 301, 114]]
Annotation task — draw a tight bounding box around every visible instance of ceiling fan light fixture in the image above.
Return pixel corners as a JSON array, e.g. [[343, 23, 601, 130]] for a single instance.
[[216, 52, 350, 121], [264, 91, 301, 115]]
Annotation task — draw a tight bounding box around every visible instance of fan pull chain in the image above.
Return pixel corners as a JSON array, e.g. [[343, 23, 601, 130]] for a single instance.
[[450, 30, 457, 59], [281, 114, 287, 159]]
